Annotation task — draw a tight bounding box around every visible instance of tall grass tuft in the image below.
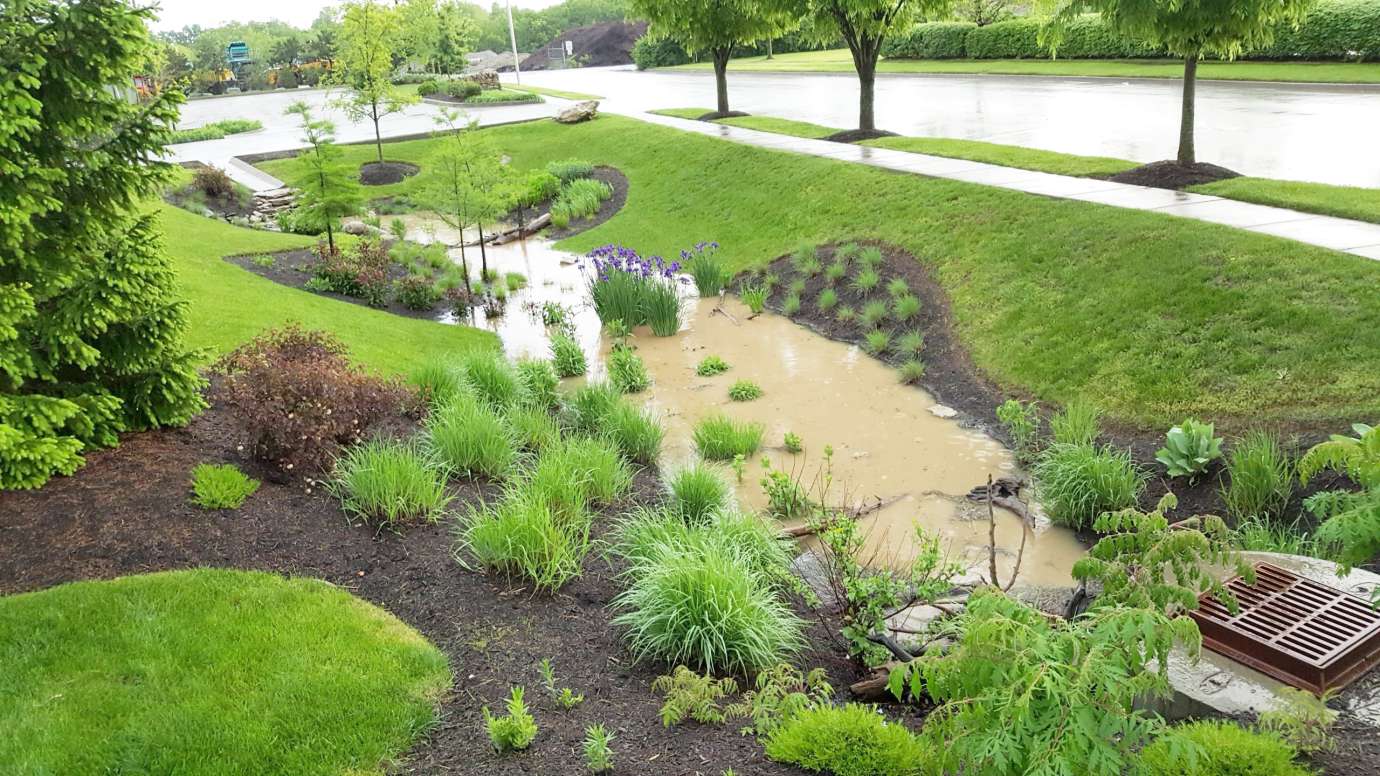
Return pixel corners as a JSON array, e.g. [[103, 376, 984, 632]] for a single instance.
[[666, 462, 732, 524], [693, 414, 765, 460], [1050, 399, 1101, 447], [644, 281, 682, 336], [410, 361, 464, 407], [1222, 430, 1295, 521], [611, 542, 804, 675], [895, 331, 925, 356], [863, 329, 892, 355], [891, 294, 921, 322], [459, 487, 591, 592], [684, 246, 727, 297], [602, 401, 664, 466], [506, 404, 562, 453], [566, 382, 622, 435], [816, 288, 838, 312], [427, 394, 517, 479], [457, 350, 525, 410], [1232, 515, 1318, 556], [740, 285, 768, 314], [608, 346, 651, 394], [1034, 443, 1145, 531], [331, 439, 451, 526], [550, 332, 587, 378], [516, 359, 560, 410], [551, 435, 633, 507]]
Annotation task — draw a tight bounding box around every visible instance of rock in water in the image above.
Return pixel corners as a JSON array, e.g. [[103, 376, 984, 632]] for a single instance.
[[555, 100, 599, 124]]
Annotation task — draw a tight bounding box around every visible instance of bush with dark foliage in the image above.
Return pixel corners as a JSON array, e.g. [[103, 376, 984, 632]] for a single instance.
[[211, 325, 411, 476]]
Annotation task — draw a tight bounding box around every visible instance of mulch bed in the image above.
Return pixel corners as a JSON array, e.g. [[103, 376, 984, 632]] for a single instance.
[[361, 161, 420, 186], [1110, 160, 1240, 190], [0, 394, 859, 775], [748, 241, 1348, 525], [823, 129, 899, 144], [226, 247, 444, 321]]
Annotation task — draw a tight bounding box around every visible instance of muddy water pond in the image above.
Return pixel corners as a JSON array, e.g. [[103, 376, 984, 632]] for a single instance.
[[406, 228, 1084, 588]]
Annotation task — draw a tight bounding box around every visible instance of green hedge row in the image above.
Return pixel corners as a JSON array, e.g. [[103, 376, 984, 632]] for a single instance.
[[882, 1, 1380, 61]]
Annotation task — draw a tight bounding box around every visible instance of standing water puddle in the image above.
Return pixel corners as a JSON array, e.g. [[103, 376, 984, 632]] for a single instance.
[[405, 224, 1083, 588]]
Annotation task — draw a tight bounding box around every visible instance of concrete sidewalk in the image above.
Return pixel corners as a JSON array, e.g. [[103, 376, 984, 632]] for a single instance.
[[627, 109, 1380, 261]]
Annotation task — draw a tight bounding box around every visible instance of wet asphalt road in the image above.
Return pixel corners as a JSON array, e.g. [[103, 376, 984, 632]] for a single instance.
[[512, 66, 1380, 187]]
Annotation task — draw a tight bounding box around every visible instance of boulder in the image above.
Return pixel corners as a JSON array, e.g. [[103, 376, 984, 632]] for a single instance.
[[555, 100, 599, 124]]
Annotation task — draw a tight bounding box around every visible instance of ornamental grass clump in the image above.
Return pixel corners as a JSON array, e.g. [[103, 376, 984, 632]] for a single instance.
[[330, 439, 451, 527], [886, 277, 910, 297], [816, 288, 839, 312], [459, 487, 592, 591], [898, 359, 926, 384], [1222, 430, 1294, 521], [1050, 399, 1101, 447], [1034, 443, 1145, 530], [863, 330, 892, 356], [550, 332, 587, 377], [426, 393, 516, 479], [546, 158, 594, 182], [694, 415, 765, 460], [567, 382, 622, 435], [860, 300, 888, 327], [782, 293, 802, 316], [682, 242, 726, 297], [608, 345, 651, 394], [611, 541, 804, 675], [602, 401, 664, 466], [515, 359, 560, 410], [456, 349, 525, 411], [825, 260, 848, 283], [852, 267, 881, 295], [551, 178, 611, 228], [895, 331, 924, 356], [740, 285, 768, 314], [891, 294, 921, 323], [666, 462, 733, 524]]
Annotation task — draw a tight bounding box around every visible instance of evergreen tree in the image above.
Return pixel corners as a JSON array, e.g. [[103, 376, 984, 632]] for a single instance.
[[285, 102, 363, 252], [1, 0, 206, 490]]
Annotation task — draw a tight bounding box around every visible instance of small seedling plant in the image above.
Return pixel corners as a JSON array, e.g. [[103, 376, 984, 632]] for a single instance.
[[696, 355, 730, 376], [651, 666, 737, 727], [483, 686, 538, 752], [538, 658, 585, 710], [783, 432, 803, 454], [189, 463, 260, 509], [583, 723, 615, 773], [728, 380, 763, 402]]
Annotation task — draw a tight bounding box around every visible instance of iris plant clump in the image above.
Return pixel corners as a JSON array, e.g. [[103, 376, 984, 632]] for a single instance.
[[584, 245, 684, 336]]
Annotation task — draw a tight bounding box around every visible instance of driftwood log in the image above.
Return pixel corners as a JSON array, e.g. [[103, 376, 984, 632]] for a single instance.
[[965, 476, 1031, 523], [850, 660, 903, 701]]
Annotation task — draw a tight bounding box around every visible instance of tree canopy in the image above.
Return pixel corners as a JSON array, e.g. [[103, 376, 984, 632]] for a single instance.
[[332, 0, 419, 162], [633, 0, 785, 114]]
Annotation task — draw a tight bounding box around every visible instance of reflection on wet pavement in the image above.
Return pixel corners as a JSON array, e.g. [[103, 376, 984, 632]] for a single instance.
[[408, 227, 1082, 586]]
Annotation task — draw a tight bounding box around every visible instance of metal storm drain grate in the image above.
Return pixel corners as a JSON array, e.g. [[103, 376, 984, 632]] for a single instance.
[[1190, 562, 1380, 695]]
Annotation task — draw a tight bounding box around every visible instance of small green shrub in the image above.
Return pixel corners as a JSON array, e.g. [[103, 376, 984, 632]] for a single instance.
[[1258, 686, 1338, 755], [1222, 430, 1294, 520], [546, 158, 595, 183], [331, 439, 451, 526], [895, 331, 924, 356], [1050, 399, 1101, 447], [816, 287, 839, 312], [863, 329, 891, 355], [996, 398, 1041, 463], [602, 401, 664, 466], [835, 305, 856, 323], [651, 666, 737, 727], [898, 359, 926, 384], [395, 275, 440, 311], [483, 687, 538, 752], [461, 489, 591, 591], [885, 277, 910, 297], [697, 355, 730, 376], [189, 463, 259, 509], [1156, 418, 1225, 481], [782, 293, 802, 316], [760, 460, 809, 519], [666, 462, 732, 523], [860, 300, 888, 327], [583, 724, 615, 772], [608, 345, 651, 394], [427, 394, 516, 479], [783, 431, 803, 454], [890, 294, 921, 322], [740, 285, 768, 314], [728, 379, 764, 402], [694, 415, 765, 460], [1034, 443, 1145, 530], [550, 333, 587, 378], [1139, 720, 1310, 776], [764, 704, 931, 776]]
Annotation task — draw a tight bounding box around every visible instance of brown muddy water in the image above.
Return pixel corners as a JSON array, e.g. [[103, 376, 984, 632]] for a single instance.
[[401, 222, 1084, 588]]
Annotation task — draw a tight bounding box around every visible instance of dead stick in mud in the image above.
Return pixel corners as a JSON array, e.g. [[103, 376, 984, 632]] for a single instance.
[[710, 300, 739, 325], [988, 475, 1000, 588]]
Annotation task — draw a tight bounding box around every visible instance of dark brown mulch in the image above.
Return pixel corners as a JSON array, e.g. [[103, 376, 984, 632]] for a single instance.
[[225, 247, 447, 321], [361, 160, 420, 186], [823, 128, 899, 144], [1109, 160, 1240, 190], [747, 241, 1346, 526], [698, 110, 750, 121], [0, 396, 857, 775]]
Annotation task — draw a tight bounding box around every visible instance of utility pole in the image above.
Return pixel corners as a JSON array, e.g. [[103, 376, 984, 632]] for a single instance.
[[506, 0, 521, 85]]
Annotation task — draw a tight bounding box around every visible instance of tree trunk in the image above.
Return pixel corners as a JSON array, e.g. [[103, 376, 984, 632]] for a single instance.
[[372, 101, 384, 163], [712, 47, 731, 115], [766, 38, 774, 60], [1177, 54, 1198, 165], [848, 37, 880, 132], [325, 221, 335, 252], [477, 222, 488, 279], [457, 226, 471, 286]]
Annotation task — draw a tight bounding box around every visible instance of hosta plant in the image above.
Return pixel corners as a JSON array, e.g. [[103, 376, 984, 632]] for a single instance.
[[1155, 418, 1223, 481]]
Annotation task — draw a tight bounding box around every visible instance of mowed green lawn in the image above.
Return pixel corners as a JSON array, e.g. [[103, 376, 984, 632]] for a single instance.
[[650, 109, 1380, 222], [669, 49, 1380, 84], [258, 115, 1380, 429], [0, 569, 450, 775], [159, 203, 495, 374]]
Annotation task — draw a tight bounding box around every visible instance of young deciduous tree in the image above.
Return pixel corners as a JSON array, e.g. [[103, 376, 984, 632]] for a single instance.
[[1040, 0, 1314, 164], [783, 0, 951, 133], [419, 109, 515, 282], [631, 0, 785, 116], [285, 102, 363, 252], [332, 0, 420, 162], [435, 1, 482, 73], [398, 0, 443, 73], [1, 0, 206, 489]]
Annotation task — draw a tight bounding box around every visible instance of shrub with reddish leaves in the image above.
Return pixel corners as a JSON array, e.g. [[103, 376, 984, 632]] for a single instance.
[[211, 325, 411, 476], [311, 239, 392, 307], [192, 165, 236, 197]]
